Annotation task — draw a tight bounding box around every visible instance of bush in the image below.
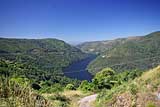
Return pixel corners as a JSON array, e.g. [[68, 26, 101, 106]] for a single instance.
[[146, 102, 156, 107], [10, 77, 30, 87], [48, 94, 70, 107], [79, 80, 95, 92], [40, 83, 63, 93], [65, 84, 75, 90], [93, 68, 116, 89], [0, 77, 51, 107], [129, 83, 138, 95]]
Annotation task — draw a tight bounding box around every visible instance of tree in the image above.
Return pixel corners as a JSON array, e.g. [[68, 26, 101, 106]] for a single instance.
[[65, 84, 75, 90], [79, 80, 95, 91], [92, 68, 116, 89]]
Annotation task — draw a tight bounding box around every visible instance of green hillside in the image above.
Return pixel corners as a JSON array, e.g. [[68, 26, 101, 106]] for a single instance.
[[79, 31, 160, 74], [0, 38, 87, 71], [0, 35, 93, 106], [96, 65, 160, 107], [77, 36, 141, 54], [0, 59, 77, 107]]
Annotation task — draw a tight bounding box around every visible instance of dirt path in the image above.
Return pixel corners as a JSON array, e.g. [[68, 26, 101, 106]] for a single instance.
[[78, 94, 98, 107]]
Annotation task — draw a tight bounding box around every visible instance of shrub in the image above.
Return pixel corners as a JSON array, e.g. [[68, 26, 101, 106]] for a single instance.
[[49, 93, 69, 102], [40, 83, 63, 93], [93, 68, 116, 89], [79, 80, 95, 92], [65, 84, 75, 90], [0, 77, 51, 107], [48, 94, 70, 107], [129, 83, 138, 95], [146, 102, 156, 107]]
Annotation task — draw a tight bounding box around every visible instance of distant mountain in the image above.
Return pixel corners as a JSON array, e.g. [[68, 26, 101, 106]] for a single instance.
[[0, 38, 87, 72], [78, 31, 160, 74], [77, 36, 142, 54]]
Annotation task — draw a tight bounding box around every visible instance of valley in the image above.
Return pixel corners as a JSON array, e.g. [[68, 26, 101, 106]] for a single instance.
[[1, 0, 160, 106], [0, 31, 160, 107]]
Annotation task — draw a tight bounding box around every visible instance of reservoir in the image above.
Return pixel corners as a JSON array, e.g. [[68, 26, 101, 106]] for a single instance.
[[63, 55, 96, 81]]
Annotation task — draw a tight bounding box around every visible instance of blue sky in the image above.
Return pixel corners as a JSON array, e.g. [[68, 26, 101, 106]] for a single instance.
[[0, 0, 160, 42]]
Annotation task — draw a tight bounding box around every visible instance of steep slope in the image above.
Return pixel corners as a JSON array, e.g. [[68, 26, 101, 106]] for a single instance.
[[0, 38, 87, 72], [79, 31, 160, 74], [97, 65, 160, 107]]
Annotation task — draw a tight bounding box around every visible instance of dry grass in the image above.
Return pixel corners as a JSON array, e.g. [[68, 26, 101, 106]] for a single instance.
[[134, 66, 160, 107], [0, 77, 51, 107], [139, 66, 160, 82], [136, 66, 160, 92], [97, 65, 160, 107], [43, 90, 93, 107]]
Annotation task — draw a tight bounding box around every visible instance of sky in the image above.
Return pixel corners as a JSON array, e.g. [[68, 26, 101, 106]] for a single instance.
[[0, 0, 160, 43]]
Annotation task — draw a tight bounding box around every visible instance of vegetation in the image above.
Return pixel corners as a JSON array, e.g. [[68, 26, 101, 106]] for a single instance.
[[95, 66, 160, 107], [0, 38, 90, 107], [65, 84, 75, 90], [1, 57, 160, 107], [146, 102, 156, 107], [0, 75, 51, 107], [42, 90, 90, 107], [0, 59, 82, 107], [79, 68, 142, 92], [78, 31, 160, 74], [0, 58, 144, 107], [1, 31, 160, 107], [0, 38, 87, 72], [0, 59, 81, 90], [47, 93, 70, 107]]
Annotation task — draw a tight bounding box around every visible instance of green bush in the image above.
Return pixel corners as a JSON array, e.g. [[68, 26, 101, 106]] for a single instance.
[[65, 84, 75, 90], [93, 68, 116, 89], [129, 83, 138, 95], [146, 102, 156, 107], [49, 93, 70, 102], [40, 83, 64, 93], [48, 94, 70, 107], [79, 80, 95, 92]]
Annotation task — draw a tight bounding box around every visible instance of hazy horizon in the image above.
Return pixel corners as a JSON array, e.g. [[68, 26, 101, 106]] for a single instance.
[[0, 31, 158, 44]]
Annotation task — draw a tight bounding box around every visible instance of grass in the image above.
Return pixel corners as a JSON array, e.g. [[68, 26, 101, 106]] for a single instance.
[[95, 66, 160, 107], [63, 90, 92, 107], [43, 90, 93, 107], [0, 77, 51, 107]]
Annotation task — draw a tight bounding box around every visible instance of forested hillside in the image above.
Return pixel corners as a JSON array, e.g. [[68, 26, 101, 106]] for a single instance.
[[0, 38, 87, 71], [78, 31, 160, 74], [77, 36, 141, 54], [0, 43, 86, 107]]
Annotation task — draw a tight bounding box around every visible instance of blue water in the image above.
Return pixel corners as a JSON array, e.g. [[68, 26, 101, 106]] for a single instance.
[[63, 55, 96, 81]]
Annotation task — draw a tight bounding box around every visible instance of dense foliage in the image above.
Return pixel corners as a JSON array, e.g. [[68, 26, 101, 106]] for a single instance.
[[79, 67, 142, 92], [0, 38, 92, 107], [0, 60, 80, 93], [78, 31, 160, 74], [0, 38, 87, 71]]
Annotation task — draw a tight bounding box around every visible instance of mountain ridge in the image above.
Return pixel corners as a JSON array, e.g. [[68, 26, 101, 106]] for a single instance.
[[0, 38, 87, 71], [78, 31, 160, 74]]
